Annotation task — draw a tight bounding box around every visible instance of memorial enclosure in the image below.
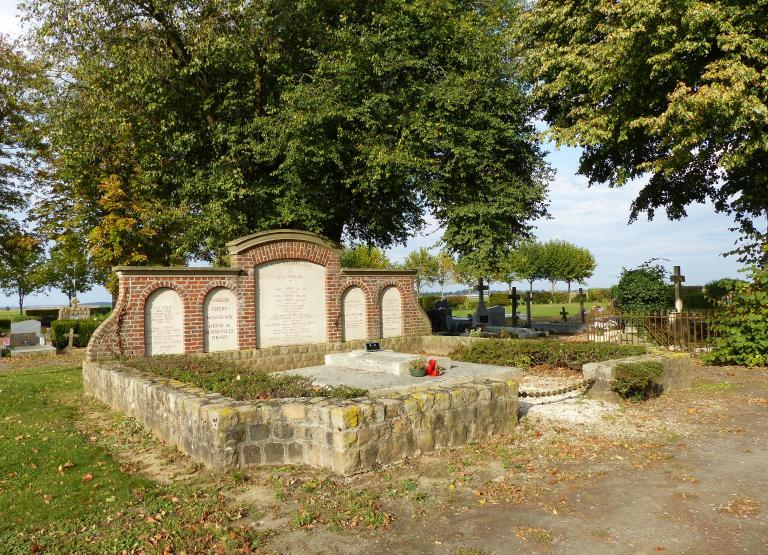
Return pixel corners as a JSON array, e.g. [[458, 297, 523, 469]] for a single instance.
[[86, 229, 431, 360]]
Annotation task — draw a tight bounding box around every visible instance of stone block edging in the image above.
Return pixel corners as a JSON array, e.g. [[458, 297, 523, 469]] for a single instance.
[[83, 356, 519, 476], [583, 352, 693, 402]]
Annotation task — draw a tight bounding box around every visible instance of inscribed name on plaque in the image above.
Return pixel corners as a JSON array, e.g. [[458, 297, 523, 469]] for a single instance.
[[257, 260, 327, 347], [342, 287, 366, 341], [381, 286, 403, 338], [145, 288, 184, 355], [204, 288, 238, 352]]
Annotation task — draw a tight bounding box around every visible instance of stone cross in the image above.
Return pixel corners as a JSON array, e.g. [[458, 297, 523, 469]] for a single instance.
[[508, 287, 520, 327], [65, 327, 79, 349], [672, 265, 686, 313], [475, 278, 489, 309], [560, 306, 568, 322], [579, 287, 586, 324], [525, 291, 532, 328]]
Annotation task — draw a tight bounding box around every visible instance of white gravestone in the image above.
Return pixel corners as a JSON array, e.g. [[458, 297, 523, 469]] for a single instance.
[[381, 286, 403, 338], [342, 287, 367, 341], [204, 288, 239, 352], [144, 288, 185, 356], [257, 260, 327, 348]]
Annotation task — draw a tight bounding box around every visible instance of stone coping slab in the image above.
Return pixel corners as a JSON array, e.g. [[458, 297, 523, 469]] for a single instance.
[[324, 350, 452, 376], [286, 360, 522, 397]]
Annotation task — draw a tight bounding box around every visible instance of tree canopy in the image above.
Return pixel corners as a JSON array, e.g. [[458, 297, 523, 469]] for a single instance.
[[24, 0, 549, 276], [340, 245, 392, 269], [522, 0, 768, 263], [403, 248, 439, 295]]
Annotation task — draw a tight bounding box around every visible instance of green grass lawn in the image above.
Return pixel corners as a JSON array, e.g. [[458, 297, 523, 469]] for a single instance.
[[0, 364, 270, 553], [451, 302, 608, 321]]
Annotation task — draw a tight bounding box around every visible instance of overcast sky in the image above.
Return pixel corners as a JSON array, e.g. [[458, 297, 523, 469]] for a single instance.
[[0, 0, 745, 307]]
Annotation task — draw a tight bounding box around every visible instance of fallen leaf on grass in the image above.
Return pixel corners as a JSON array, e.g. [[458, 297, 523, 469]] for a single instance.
[[82, 473, 93, 482]]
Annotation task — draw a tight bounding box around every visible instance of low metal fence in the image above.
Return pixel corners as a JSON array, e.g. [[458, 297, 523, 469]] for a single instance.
[[586, 310, 719, 351]]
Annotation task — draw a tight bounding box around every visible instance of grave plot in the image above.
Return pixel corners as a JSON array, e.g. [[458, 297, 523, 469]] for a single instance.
[[82, 229, 519, 475]]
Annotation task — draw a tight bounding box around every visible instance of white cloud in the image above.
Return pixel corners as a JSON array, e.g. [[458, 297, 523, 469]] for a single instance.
[[0, 0, 22, 38]]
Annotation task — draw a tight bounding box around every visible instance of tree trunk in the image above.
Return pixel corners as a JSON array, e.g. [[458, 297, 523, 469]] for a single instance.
[[567, 281, 572, 302], [550, 281, 556, 303], [18, 288, 24, 315]]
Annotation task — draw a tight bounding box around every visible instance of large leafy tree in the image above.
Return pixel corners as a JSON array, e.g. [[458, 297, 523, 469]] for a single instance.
[[403, 248, 439, 296], [25, 0, 549, 273], [0, 36, 45, 236], [507, 241, 546, 295], [538, 240, 596, 300], [0, 231, 47, 314], [43, 234, 95, 303], [340, 245, 392, 269], [522, 0, 768, 263]]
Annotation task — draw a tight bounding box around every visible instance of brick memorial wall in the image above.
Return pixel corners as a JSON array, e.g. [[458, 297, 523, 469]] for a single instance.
[[87, 230, 431, 359]]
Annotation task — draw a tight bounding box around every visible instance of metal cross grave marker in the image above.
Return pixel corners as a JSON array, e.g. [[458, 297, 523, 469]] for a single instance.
[[509, 287, 520, 327], [475, 278, 489, 309], [560, 306, 569, 322]]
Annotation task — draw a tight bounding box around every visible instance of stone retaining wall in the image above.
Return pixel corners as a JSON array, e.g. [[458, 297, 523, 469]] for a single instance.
[[83, 357, 519, 476]]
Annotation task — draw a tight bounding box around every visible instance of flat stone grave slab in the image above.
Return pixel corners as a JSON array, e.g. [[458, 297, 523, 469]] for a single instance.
[[9, 344, 56, 355], [287, 358, 522, 397], [324, 350, 452, 377], [483, 326, 544, 339]]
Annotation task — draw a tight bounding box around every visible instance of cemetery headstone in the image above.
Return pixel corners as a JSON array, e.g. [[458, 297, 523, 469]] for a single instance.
[[488, 305, 506, 327], [474, 278, 490, 324], [381, 286, 403, 338], [10, 320, 43, 347], [257, 260, 327, 347], [203, 288, 239, 352], [342, 287, 367, 341], [144, 288, 185, 356], [58, 299, 91, 321]]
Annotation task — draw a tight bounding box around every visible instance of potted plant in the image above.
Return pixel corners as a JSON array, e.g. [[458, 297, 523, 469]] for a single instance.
[[409, 357, 427, 377]]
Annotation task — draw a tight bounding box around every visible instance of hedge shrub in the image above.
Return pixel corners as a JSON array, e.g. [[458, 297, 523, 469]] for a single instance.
[[0, 319, 11, 330], [25, 308, 60, 327], [614, 262, 668, 311], [50, 319, 100, 349], [488, 292, 511, 306], [703, 267, 768, 367], [124, 356, 368, 400], [611, 361, 664, 401], [450, 340, 646, 370]]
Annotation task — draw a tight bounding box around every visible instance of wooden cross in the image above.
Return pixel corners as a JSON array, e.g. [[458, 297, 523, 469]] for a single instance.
[[671, 265, 686, 312], [508, 287, 520, 327], [560, 306, 568, 322], [475, 278, 489, 308], [65, 327, 78, 349]]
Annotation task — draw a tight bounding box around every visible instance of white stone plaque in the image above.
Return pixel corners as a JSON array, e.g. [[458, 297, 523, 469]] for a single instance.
[[380, 286, 403, 338], [145, 288, 184, 356], [342, 287, 366, 341], [257, 260, 327, 348], [204, 287, 238, 352]]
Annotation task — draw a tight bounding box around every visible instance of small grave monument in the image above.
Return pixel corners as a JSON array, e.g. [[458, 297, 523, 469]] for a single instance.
[[10, 320, 43, 347], [488, 305, 506, 327], [509, 287, 520, 327], [474, 278, 490, 325], [58, 299, 91, 321], [672, 265, 686, 312]]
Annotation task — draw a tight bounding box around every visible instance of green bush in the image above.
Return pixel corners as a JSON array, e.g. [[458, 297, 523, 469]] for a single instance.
[[446, 295, 466, 309], [450, 340, 646, 370], [611, 361, 664, 401], [614, 261, 668, 311], [683, 290, 710, 310], [419, 295, 440, 310], [704, 278, 743, 304], [50, 319, 101, 349], [25, 308, 60, 327], [704, 267, 768, 367], [0, 319, 11, 330], [123, 356, 368, 400], [587, 288, 613, 302], [91, 306, 113, 317], [488, 292, 511, 306]]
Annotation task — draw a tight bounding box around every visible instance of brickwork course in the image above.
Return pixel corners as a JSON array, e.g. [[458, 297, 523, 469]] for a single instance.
[[87, 229, 431, 360]]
